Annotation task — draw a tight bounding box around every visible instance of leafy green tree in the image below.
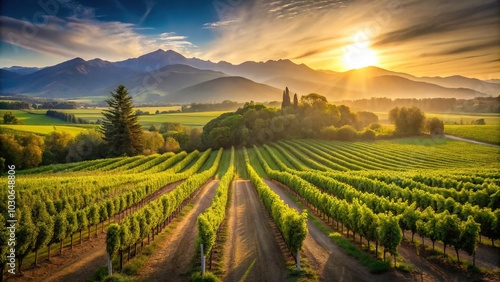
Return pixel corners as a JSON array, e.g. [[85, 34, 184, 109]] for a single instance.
[[360, 207, 379, 250], [101, 85, 143, 157], [53, 211, 68, 255], [401, 203, 419, 242], [0, 134, 23, 172], [106, 224, 121, 276], [43, 131, 74, 164], [118, 223, 131, 270], [459, 216, 480, 264], [66, 210, 78, 249], [76, 210, 88, 244], [99, 204, 109, 233], [389, 106, 425, 135], [356, 111, 379, 127], [281, 87, 291, 108], [163, 137, 180, 152], [0, 214, 9, 281], [143, 131, 164, 155], [66, 129, 105, 162], [105, 200, 115, 224], [436, 211, 461, 255], [425, 117, 444, 135], [127, 215, 141, 258], [3, 111, 22, 124], [87, 205, 100, 238], [378, 213, 402, 266], [32, 200, 54, 266], [15, 206, 38, 273], [422, 208, 439, 250]]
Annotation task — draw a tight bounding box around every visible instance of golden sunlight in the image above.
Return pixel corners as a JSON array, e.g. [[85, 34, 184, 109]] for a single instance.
[[342, 32, 378, 69]]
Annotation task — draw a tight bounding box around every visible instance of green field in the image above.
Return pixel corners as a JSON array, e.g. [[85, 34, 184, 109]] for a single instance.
[[0, 124, 89, 136], [0, 110, 70, 125], [137, 111, 227, 127], [1, 109, 226, 135], [29, 108, 220, 127], [445, 125, 500, 145], [375, 111, 500, 125]]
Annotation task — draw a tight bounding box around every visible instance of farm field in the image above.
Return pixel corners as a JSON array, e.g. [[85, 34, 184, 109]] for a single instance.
[[375, 111, 500, 125], [445, 125, 500, 145], [1, 109, 227, 136], [1, 137, 499, 282], [0, 124, 89, 136]]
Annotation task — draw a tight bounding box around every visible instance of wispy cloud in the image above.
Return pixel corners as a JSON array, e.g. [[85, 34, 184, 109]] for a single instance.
[[203, 19, 240, 30], [205, 0, 499, 78], [0, 15, 196, 62]]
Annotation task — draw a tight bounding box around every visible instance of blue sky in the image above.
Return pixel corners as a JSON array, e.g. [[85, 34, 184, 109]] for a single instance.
[[1, 0, 499, 79]]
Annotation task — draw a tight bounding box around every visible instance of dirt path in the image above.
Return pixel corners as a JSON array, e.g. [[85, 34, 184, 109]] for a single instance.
[[444, 134, 500, 147], [264, 180, 410, 282], [6, 181, 183, 282], [223, 180, 288, 282], [136, 180, 219, 282]]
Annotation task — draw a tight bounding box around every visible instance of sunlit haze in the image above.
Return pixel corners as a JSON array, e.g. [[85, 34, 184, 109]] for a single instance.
[[0, 0, 499, 79]]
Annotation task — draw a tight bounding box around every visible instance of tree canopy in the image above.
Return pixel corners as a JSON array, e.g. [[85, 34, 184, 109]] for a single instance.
[[101, 85, 143, 157]]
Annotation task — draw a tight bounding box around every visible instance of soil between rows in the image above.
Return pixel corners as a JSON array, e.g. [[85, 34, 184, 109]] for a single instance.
[[264, 179, 410, 282], [136, 180, 219, 281], [223, 180, 288, 281]]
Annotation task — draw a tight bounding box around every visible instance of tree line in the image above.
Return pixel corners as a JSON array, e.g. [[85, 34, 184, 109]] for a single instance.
[[201, 88, 446, 148], [336, 96, 500, 113], [46, 110, 93, 124]]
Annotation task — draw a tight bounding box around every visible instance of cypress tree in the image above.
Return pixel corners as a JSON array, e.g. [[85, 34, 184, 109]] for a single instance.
[[282, 87, 292, 109], [101, 85, 143, 156], [293, 93, 298, 108]]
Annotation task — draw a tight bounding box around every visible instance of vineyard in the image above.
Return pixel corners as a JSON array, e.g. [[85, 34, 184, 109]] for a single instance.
[[1, 138, 499, 281]]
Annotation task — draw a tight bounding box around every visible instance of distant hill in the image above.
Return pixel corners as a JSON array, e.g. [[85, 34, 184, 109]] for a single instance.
[[115, 49, 190, 71], [123, 64, 227, 99], [166, 77, 282, 103], [4, 58, 140, 98], [365, 75, 483, 99], [0, 49, 496, 102], [1, 66, 43, 75], [407, 75, 500, 96]]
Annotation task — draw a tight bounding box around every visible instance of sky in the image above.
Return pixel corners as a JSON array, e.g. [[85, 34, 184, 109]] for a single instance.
[[0, 0, 498, 79]]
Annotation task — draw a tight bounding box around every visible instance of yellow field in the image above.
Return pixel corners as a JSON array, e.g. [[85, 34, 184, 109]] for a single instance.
[[0, 125, 89, 136]]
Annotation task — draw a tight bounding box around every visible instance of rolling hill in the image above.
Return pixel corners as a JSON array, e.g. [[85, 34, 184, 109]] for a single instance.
[[0, 49, 496, 102], [165, 76, 282, 103]]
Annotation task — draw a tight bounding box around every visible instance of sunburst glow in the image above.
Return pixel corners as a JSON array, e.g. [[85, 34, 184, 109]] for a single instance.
[[342, 33, 378, 70]]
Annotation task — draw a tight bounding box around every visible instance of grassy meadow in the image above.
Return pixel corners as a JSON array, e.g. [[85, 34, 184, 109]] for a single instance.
[[376, 111, 500, 125], [445, 124, 500, 145], [0, 109, 228, 136]]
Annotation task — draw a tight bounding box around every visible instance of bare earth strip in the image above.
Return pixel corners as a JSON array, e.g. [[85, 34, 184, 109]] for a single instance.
[[264, 180, 410, 282], [6, 181, 183, 282], [136, 180, 219, 282], [444, 134, 500, 147], [223, 180, 288, 282]]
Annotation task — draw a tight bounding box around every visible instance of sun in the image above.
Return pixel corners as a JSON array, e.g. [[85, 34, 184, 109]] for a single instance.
[[342, 33, 379, 70]]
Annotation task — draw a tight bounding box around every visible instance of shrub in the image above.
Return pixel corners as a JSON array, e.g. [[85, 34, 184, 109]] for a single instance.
[[358, 129, 376, 141], [425, 117, 444, 135], [319, 126, 338, 140], [337, 125, 358, 141]]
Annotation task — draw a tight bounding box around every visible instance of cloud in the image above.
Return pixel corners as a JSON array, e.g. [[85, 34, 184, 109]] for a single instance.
[[204, 0, 499, 78], [0, 15, 196, 62], [203, 19, 240, 30], [421, 40, 500, 57], [373, 1, 499, 46]]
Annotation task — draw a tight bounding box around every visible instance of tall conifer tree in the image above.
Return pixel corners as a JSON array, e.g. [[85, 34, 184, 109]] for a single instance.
[[102, 85, 143, 156]]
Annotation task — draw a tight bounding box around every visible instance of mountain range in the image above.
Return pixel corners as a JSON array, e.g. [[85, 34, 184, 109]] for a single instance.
[[1, 49, 497, 103]]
